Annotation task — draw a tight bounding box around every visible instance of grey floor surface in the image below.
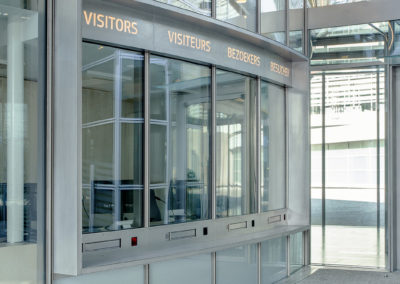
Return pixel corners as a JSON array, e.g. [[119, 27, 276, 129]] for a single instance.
[[279, 267, 400, 284]]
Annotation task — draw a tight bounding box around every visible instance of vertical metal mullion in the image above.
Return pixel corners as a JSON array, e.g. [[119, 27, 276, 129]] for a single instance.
[[257, 78, 261, 214], [377, 68, 381, 231], [212, 66, 216, 220], [257, 242, 261, 284], [46, 0, 54, 282], [144, 263, 150, 284], [113, 51, 122, 228], [144, 51, 150, 228], [287, 235, 291, 276], [285, 88, 289, 209], [321, 73, 326, 229], [212, 252, 216, 284], [285, 0, 289, 46], [303, 0, 308, 56], [386, 64, 393, 272], [256, 0, 261, 34], [211, 0, 216, 18]]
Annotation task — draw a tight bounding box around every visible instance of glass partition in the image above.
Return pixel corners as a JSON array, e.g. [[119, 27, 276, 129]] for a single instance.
[[150, 253, 212, 284], [216, 244, 258, 284], [260, 81, 286, 211], [216, 0, 257, 32], [310, 23, 387, 65], [156, 0, 211, 16], [0, 0, 45, 282], [82, 43, 144, 233], [261, 237, 287, 284], [261, 0, 286, 44], [149, 56, 211, 226], [216, 70, 256, 217], [290, 232, 304, 273]]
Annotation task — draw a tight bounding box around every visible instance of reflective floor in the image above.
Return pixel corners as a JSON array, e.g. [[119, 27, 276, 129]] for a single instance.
[[279, 266, 397, 284], [311, 225, 385, 268]]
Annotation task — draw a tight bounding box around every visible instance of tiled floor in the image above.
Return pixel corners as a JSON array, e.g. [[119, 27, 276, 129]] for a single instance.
[[311, 225, 385, 268], [279, 266, 400, 284]]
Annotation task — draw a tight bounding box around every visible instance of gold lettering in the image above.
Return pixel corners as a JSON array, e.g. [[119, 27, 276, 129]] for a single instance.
[[97, 14, 105, 28], [168, 30, 174, 43], [109, 16, 115, 30], [177, 33, 182, 45], [124, 20, 131, 33], [93, 12, 97, 26], [131, 22, 138, 34], [116, 19, 123, 31], [83, 10, 93, 26]]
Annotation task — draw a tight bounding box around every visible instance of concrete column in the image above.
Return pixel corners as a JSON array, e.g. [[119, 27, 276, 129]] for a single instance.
[[7, 16, 25, 243]]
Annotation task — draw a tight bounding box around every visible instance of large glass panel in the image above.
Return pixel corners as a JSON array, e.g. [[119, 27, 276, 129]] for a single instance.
[[0, 0, 45, 283], [311, 68, 385, 268], [261, 0, 286, 44], [216, 0, 257, 32], [307, 0, 367, 8], [310, 23, 387, 65], [150, 253, 212, 284], [289, 1, 304, 52], [290, 232, 304, 273], [149, 56, 211, 226], [216, 70, 256, 217], [55, 265, 145, 284], [261, 237, 287, 284], [156, 0, 211, 16], [82, 43, 144, 233], [216, 244, 257, 284], [260, 81, 285, 212]]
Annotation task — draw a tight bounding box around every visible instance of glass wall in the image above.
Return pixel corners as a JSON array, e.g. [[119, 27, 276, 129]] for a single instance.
[[216, 0, 257, 32], [156, 0, 211, 16], [310, 23, 387, 65], [288, 0, 304, 52], [290, 231, 304, 273], [261, 0, 286, 44], [260, 81, 286, 211], [151, 254, 212, 284], [311, 68, 385, 268], [0, 0, 45, 283], [82, 43, 144, 233], [215, 70, 256, 217], [149, 56, 211, 226], [216, 244, 258, 284], [261, 237, 287, 284]]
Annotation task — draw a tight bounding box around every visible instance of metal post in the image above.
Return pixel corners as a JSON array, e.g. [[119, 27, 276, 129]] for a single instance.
[[257, 78, 261, 214], [377, 68, 381, 231], [7, 15, 25, 243], [212, 66, 216, 219], [144, 51, 150, 228]]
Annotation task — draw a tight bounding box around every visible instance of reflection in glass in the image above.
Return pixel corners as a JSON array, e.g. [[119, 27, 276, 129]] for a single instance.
[[261, 0, 286, 44], [150, 56, 211, 226], [150, 254, 212, 284], [310, 23, 387, 65], [216, 244, 257, 284], [311, 68, 385, 268], [216, 0, 257, 32], [216, 70, 256, 217], [156, 0, 211, 16], [290, 232, 303, 273], [260, 82, 285, 212], [261, 237, 287, 284], [289, 31, 303, 53], [307, 0, 366, 8], [82, 43, 144, 233], [0, 1, 45, 282]]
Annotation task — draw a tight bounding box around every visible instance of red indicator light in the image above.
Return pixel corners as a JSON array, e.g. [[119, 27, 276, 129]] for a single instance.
[[131, 237, 138, 246]]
